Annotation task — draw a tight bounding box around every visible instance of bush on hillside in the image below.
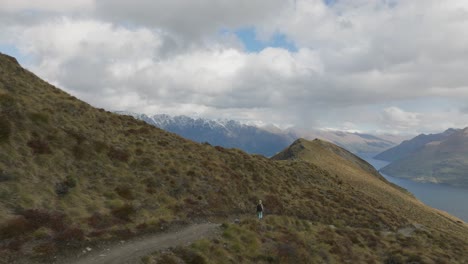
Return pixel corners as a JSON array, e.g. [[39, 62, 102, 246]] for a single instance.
[[0, 116, 11, 143], [111, 204, 136, 222], [107, 147, 130, 162], [115, 185, 134, 200], [27, 137, 52, 154], [20, 209, 67, 232], [28, 112, 49, 124], [0, 170, 15, 182], [0, 216, 33, 239], [54, 227, 85, 242], [87, 212, 115, 229], [0, 93, 16, 115]]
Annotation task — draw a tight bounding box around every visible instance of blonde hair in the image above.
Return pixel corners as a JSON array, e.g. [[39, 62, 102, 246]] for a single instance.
[[259, 200, 262, 204]]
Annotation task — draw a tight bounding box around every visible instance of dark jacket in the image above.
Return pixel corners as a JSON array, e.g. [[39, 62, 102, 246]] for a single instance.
[[256, 204, 263, 212]]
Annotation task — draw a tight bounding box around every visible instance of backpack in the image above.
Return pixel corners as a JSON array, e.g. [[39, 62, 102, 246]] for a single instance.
[[256, 204, 263, 212]]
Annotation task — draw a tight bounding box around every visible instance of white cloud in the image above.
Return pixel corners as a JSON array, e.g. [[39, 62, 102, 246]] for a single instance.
[[380, 107, 421, 130], [94, 0, 289, 39], [1, 1, 468, 134], [0, 0, 94, 12]]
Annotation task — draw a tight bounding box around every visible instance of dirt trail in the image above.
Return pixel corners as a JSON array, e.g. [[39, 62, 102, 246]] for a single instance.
[[63, 223, 219, 264]]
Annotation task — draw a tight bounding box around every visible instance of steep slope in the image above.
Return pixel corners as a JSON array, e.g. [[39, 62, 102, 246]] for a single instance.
[[117, 113, 294, 157], [375, 128, 459, 162], [0, 53, 467, 263], [380, 127, 468, 187]]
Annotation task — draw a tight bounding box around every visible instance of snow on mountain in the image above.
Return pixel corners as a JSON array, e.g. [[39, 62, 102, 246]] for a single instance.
[[116, 112, 406, 157], [116, 112, 294, 157]]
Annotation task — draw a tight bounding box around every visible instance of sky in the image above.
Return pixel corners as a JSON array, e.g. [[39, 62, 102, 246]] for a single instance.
[[1, 0, 468, 134]]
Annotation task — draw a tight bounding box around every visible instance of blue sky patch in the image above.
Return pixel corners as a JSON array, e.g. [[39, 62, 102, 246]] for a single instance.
[[323, 0, 337, 6], [232, 27, 297, 53]]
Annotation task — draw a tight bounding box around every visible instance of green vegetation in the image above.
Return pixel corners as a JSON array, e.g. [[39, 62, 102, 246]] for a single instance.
[[0, 53, 467, 263]]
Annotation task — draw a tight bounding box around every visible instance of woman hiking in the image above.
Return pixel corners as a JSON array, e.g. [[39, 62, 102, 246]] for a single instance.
[[256, 200, 264, 220]]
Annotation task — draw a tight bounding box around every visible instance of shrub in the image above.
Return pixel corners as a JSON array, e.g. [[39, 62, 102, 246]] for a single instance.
[[0, 216, 33, 239], [72, 144, 87, 159], [54, 227, 85, 242], [3, 239, 24, 251], [111, 204, 136, 222], [156, 253, 184, 264], [108, 147, 130, 162], [115, 185, 134, 200], [0, 116, 11, 142], [264, 194, 284, 214], [21, 209, 67, 232], [112, 228, 135, 239], [27, 138, 52, 154], [87, 212, 115, 229], [55, 176, 77, 196], [28, 112, 49, 124], [174, 247, 208, 264], [157, 140, 168, 147], [33, 242, 57, 256], [64, 176, 77, 188], [0, 93, 16, 115], [384, 254, 404, 264], [55, 182, 70, 196], [0, 170, 15, 182], [93, 140, 108, 153]]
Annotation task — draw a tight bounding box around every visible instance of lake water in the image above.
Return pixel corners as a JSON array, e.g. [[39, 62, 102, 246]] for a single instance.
[[360, 155, 468, 222]]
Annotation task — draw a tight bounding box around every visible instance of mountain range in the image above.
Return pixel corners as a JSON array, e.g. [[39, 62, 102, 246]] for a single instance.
[[116, 112, 294, 157], [118, 112, 408, 157], [377, 128, 468, 188], [0, 53, 467, 263], [375, 128, 460, 162]]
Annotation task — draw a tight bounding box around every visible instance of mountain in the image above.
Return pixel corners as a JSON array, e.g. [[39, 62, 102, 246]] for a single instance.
[[0, 53, 467, 263], [120, 112, 406, 158], [116, 112, 295, 157], [380, 128, 468, 188], [374, 128, 459, 162]]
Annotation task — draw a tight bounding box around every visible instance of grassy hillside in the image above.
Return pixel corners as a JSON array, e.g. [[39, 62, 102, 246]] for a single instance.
[[0, 53, 467, 263], [381, 128, 468, 188]]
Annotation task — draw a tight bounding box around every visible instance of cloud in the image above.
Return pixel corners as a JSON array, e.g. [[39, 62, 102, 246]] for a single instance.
[[2, 1, 468, 134], [379, 106, 468, 133], [380, 107, 421, 130], [94, 0, 289, 39], [0, 0, 94, 13]]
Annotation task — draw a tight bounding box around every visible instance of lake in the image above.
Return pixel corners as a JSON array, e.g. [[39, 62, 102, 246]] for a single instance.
[[361, 155, 468, 222]]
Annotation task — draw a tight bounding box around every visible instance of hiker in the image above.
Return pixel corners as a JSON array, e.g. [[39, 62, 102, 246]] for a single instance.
[[256, 200, 264, 219]]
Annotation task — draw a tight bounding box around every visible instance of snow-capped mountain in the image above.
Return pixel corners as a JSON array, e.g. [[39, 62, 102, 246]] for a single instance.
[[116, 112, 408, 157], [116, 112, 294, 157]]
